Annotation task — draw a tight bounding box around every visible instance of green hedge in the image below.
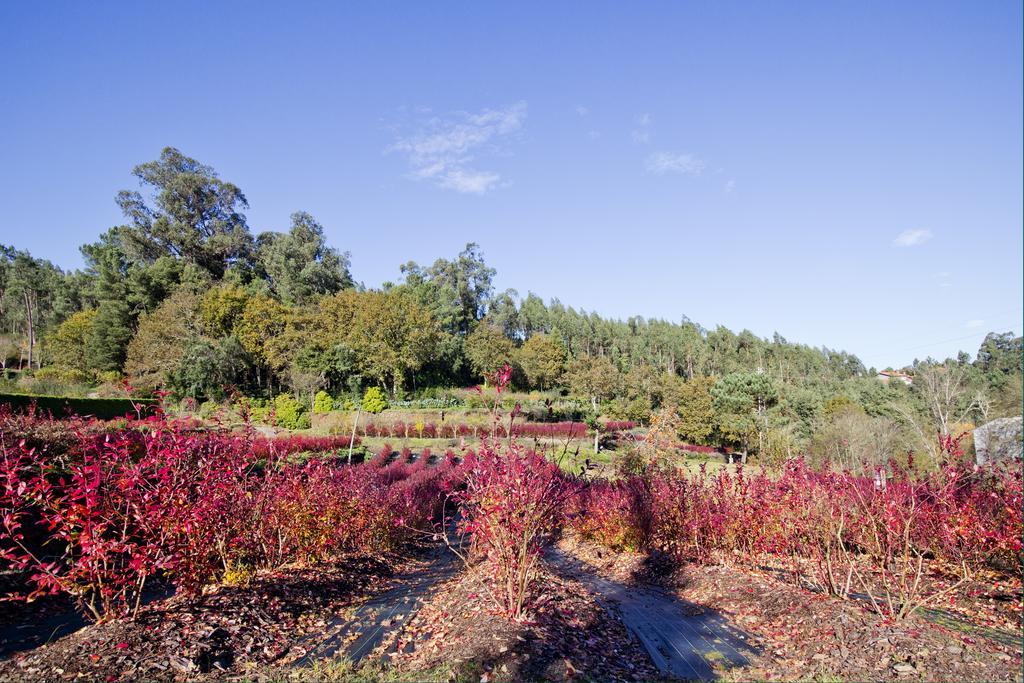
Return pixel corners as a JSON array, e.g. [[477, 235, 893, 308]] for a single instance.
[[0, 393, 159, 420]]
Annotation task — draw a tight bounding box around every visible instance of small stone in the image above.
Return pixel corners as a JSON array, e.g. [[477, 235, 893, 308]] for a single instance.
[[894, 663, 916, 674]]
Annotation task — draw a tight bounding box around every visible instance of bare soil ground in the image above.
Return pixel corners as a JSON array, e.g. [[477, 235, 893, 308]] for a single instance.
[[558, 533, 1023, 682], [0, 554, 401, 681], [382, 561, 664, 682]]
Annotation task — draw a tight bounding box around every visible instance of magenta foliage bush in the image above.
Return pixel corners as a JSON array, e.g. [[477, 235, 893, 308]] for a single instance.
[[251, 433, 360, 459], [456, 443, 576, 620], [570, 476, 651, 551], [0, 415, 452, 623], [578, 454, 1022, 619], [356, 420, 636, 440]]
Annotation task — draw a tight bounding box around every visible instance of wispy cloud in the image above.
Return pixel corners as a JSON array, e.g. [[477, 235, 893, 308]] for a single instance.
[[631, 129, 651, 144], [631, 113, 652, 144], [575, 105, 589, 116], [386, 101, 527, 194], [893, 229, 933, 247], [725, 179, 736, 194], [965, 319, 985, 329], [646, 151, 705, 175]]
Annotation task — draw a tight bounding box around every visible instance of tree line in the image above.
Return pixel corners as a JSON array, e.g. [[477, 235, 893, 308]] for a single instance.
[[1, 147, 1020, 467]]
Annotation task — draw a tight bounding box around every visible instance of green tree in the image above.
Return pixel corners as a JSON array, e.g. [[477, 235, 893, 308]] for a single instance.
[[566, 354, 620, 410], [256, 212, 353, 305], [465, 322, 516, 381], [167, 336, 250, 400], [48, 309, 98, 374], [125, 291, 202, 392], [517, 333, 566, 390], [361, 386, 388, 414], [399, 242, 495, 337], [200, 283, 249, 338], [711, 371, 778, 461], [114, 147, 253, 278], [347, 290, 439, 394], [674, 376, 717, 444]]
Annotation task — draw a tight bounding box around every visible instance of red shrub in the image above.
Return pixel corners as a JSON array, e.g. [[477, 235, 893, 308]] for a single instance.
[[456, 443, 575, 620], [571, 476, 651, 551]]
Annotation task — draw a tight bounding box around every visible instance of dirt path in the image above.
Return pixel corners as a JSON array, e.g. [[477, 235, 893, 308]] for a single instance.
[[546, 547, 758, 681], [295, 539, 463, 667]]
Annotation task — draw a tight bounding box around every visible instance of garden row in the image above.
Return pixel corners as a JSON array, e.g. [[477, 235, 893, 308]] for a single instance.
[[570, 447, 1021, 619], [0, 411, 457, 623], [356, 419, 636, 440], [3, 406, 1019, 629]]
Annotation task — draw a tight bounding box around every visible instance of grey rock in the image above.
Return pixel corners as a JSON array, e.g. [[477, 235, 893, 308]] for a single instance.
[[974, 416, 1022, 465]]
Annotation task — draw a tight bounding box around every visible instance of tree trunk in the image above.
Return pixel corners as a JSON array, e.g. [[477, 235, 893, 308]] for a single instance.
[[348, 408, 361, 465], [22, 290, 34, 370]]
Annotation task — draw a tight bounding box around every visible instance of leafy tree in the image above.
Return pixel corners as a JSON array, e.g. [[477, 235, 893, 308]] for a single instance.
[[517, 293, 549, 339], [125, 291, 202, 391], [712, 371, 778, 460], [256, 212, 352, 305], [271, 393, 311, 430], [47, 309, 98, 375], [84, 302, 131, 373], [674, 376, 717, 444], [236, 296, 288, 368], [234, 295, 289, 390], [566, 355, 620, 410], [5, 249, 68, 368], [167, 336, 250, 400], [346, 290, 439, 394], [114, 147, 252, 278], [465, 322, 516, 381], [517, 333, 566, 390], [399, 242, 494, 337], [199, 283, 249, 338]]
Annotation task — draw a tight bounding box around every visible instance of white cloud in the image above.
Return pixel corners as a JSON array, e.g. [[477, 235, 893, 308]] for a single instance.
[[630, 113, 652, 144], [631, 129, 651, 144], [646, 151, 705, 175], [387, 101, 527, 194], [893, 229, 933, 247], [587, 129, 600, 140], [965, 319, 985, 329], [725, 179, 736, 194], [575, 105, 589, 116]]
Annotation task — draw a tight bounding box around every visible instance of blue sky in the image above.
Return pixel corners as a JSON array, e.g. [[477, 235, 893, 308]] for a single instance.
[[1, 1, 1021, 371]]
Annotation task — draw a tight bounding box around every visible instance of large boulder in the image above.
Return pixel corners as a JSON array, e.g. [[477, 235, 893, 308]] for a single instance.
[[973, 416, 1022, 466]]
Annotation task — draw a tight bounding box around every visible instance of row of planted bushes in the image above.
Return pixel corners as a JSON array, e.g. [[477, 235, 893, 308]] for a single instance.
[[570, 448, 1022, 619], [251, 433, 361, 459], [0, 412, 457, 623], [0, 392, 159, 420], [358, 420, 635, 440]]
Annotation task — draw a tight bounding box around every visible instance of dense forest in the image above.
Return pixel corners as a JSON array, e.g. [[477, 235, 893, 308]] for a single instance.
[[2, 147, 1020, 468]]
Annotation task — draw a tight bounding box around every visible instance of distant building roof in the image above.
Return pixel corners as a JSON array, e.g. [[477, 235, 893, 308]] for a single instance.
[[877, 370, 913, 384]]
